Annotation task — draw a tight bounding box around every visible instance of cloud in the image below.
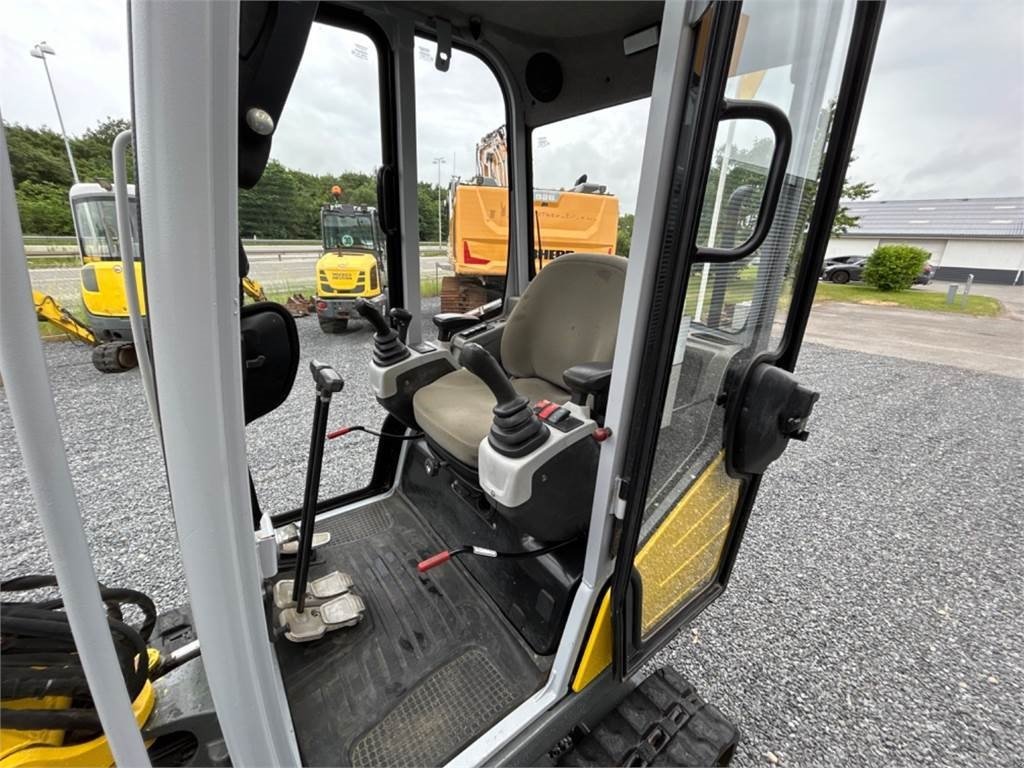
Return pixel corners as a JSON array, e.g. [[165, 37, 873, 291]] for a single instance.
[[2, 0, 1021, 216]]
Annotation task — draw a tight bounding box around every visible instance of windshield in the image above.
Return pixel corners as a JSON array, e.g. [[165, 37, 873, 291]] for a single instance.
[[72, 196, 141, 262], [322, 212, 376, 250]]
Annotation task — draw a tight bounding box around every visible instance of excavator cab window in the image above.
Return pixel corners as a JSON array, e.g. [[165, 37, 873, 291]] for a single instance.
[[322, 212, 377, 251], [416, 41, 509, 316], [71, 194, 140, 263]]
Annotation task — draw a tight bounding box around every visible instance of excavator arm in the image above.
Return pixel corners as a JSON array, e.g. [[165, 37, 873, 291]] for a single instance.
[[32, 290, 138, 373], [242, 276, 267, 302], [33, 290, 97, 346]]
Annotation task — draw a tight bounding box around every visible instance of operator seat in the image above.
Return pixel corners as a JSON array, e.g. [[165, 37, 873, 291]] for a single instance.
[[413, 253, 628, 468]]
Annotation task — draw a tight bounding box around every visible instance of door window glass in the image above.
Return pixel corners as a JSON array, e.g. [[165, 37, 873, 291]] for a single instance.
[[637, 0, 857, 638]]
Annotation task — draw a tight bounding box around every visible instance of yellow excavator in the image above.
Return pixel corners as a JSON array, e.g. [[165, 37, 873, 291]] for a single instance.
[[443, 126, 620, 312], [314, 187, 388, 332], [32, 183, 266, 372]]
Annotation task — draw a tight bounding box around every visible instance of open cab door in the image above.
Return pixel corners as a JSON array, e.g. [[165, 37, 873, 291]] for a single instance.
[[565, 0, 887, 685]]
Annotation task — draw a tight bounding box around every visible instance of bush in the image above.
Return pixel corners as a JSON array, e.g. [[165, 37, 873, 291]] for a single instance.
[[862, 244, 930, 291]]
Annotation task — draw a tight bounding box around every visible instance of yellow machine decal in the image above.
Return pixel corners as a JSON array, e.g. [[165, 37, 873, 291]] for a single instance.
[[80, 261, 147, 318], [0, 681, 155, 768], [571, 453, 740, 691]]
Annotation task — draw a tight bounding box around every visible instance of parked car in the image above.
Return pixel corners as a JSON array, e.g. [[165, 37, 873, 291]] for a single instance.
[[821, 257, 934, 285], [822, 254, 867, 271]]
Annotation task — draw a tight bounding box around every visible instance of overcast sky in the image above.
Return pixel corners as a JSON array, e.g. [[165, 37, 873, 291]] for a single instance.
[[2, 0, 1021, 214]]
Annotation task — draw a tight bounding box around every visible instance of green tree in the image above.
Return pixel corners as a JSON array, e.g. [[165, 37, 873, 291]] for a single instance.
[[616, 213, 634, 255], [832, 165, 876, 237], [862, 244, 929, 291], [15, 180, 74, 235]]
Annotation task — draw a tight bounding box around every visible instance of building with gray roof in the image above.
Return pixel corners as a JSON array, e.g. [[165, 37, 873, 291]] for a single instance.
[[826, 197, 1023, 284]]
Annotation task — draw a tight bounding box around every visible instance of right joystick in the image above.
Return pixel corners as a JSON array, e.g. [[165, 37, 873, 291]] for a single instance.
[[355, 299, 410, 366], [460, 343, 548, 458]]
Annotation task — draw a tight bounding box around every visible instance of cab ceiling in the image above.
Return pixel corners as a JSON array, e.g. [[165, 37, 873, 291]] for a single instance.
[[339, 1, 665, 126]]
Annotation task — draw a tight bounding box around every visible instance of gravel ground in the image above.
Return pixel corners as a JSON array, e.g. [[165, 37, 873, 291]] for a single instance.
[[2, 309, 1021, 766]]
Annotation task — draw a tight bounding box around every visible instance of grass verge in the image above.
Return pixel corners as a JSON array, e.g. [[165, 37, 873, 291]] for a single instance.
[[814, 282, 1003, 317], [27, 256, 79, 269]]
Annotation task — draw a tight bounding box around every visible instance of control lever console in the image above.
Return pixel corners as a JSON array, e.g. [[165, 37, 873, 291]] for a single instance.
[[460, 343, 548, 457]]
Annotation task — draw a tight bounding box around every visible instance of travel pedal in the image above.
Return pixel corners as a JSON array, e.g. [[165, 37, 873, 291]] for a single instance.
[[275, 523, 331, 555], [278, 593, 366, 643], [273, 570, 354, 610]]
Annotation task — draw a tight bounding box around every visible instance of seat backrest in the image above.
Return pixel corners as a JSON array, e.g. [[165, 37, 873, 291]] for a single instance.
[[501, 253, 628, 388]]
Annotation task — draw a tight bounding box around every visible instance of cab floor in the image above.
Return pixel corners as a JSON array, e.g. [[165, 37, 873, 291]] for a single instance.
[[273, 495, 548, 767]]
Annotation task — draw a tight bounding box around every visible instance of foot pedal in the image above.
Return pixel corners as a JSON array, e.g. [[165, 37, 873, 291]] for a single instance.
[[557, 667, 739, 767], [277, 523, 331, 555], [273, 571, 354, 609], [279, 593, 366, 643]]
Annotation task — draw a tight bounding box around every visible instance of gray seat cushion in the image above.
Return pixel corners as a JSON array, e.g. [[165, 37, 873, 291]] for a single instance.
[[412, 368, 569, 467]]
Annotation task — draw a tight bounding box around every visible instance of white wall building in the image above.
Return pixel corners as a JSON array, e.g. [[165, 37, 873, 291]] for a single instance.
[[826, 197, 1024, 285]]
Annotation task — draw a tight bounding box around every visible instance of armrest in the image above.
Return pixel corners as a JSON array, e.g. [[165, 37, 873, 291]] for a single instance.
[[563, 361, 613, 406], [433, 312, 482, 342]]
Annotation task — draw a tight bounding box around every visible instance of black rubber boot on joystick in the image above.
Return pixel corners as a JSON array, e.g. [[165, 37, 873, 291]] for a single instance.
[[354, 299, 410, 366], [460, 342, 548, 458]]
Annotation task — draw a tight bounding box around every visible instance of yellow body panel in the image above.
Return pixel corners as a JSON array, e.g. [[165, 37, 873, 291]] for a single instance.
[[0, 697, 71, 760], [450, 185, 619, 277], [570, 453, 741, 691], [571, 590, 613, 692], [635, 453, 740, 635], [0, 681, 155, 768], [80, 261, 147, 318], [316, 251, 382, 297]]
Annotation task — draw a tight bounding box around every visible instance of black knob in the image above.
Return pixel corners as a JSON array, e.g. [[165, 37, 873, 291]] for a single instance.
[[355, 299, 410, 366], [389, 307, 413, 344], [460, 343, 548, 458]]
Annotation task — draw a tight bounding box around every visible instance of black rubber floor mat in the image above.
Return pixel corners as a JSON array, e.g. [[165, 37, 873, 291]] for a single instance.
[[273, 496, 546, 767], [350, 648, 516, 767]]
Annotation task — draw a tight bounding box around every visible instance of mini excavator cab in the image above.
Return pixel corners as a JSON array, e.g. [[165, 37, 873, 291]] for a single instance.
[[0, 1, 885, 766]]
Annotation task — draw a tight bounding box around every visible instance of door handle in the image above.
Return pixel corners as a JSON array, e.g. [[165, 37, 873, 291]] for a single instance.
[[695, 98, 793, 263]]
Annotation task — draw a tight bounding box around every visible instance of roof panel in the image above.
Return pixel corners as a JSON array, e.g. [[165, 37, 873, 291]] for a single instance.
[[841, 197, 1024, 239]]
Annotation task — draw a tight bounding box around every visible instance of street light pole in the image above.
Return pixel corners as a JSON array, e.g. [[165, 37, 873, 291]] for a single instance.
[[432, 156, 446, 245], [30, 42, 79, 184]]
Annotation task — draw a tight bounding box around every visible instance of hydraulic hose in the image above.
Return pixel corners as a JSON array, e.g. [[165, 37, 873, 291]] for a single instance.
[[0, 575, 154, 734]]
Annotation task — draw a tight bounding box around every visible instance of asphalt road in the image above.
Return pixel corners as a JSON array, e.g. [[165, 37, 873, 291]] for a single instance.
[[1, 304, 1021, 766], [26, 250, 452, 301]]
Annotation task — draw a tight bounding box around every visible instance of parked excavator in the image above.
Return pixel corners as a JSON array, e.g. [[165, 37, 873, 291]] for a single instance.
[[32, 183, 267, 372], [314, 187, 389, 332], [442, 126, 620, 311]]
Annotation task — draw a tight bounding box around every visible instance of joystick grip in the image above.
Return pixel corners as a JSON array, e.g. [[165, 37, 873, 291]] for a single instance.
[[460, 343, 518, 405], [355, 299, 410, 366], [354, 299, 390, 336], [460, 343, 548, 458]]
